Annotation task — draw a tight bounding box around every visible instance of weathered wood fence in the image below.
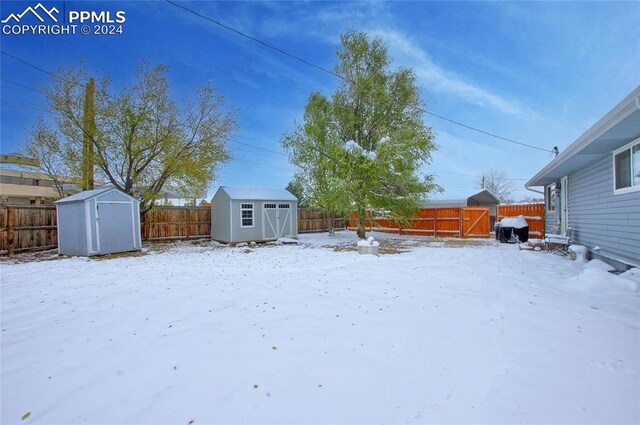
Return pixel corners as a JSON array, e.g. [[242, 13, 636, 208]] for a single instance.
[[0, 205, 58, 255], [0, 205, 348, 253], [298, 209, 346, 233], [141, 206, 211, 241], [348, 207, 492, 238], [0, 203, 545, 254], [496, 203, 545, 238]]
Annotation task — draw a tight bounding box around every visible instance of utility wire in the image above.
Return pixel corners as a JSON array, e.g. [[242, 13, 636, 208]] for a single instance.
[[1, 77, 47, 95], [422, 111, 550, 152], [165, 1, 552, 154], [2, 81, 533, 180], [164, 0, 345, 82]]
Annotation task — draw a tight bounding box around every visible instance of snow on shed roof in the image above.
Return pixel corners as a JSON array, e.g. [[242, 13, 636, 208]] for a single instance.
[[218, 186, 297, 201], [55, 186, 138, 204]]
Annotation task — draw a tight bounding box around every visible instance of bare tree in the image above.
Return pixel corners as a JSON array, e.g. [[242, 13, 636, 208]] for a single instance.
[[26, 62, 236, 213], [23, 118, 79, 198], [477, 169, 515, 203]]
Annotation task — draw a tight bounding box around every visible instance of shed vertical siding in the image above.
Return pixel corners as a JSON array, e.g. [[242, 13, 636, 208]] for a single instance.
[[88, 199, 98, 253], [568, 155, 640, 267], [57, 203, 87, 256], [211, 190, 231, 242], [230, 200, 264, 242]]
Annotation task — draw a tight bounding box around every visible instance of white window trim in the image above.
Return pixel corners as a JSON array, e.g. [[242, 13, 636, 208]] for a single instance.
[[240, 203, 254, 228], [546, 183, 556, 212], [613, 137, 640, 195]]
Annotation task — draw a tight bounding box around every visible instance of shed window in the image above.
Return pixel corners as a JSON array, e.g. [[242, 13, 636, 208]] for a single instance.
[[546, 183, 556, 211], [241, 203, 254, 227], [278, 204, 290, 209], [265, 203, 276, 209], [613, 138, 640, 194]]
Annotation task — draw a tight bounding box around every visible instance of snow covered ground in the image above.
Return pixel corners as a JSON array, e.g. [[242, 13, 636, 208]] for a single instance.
[[1, 231, 639, 424]]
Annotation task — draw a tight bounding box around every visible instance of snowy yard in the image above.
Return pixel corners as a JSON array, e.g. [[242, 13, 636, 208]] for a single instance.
[[1, 231, 639, 424]]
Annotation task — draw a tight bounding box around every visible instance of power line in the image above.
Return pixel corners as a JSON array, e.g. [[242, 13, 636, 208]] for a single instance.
[[165, 1, 552, 154], [1, 50, 120, 101], [164, 0, 345, 82], [423, 111, 550, 152], [1, 77, 47, 95]]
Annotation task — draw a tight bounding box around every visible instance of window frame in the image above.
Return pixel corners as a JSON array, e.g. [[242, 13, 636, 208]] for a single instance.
[[612, 137, 640, 195], [546, 183, 556, 212], [240, 203, 254, 228]]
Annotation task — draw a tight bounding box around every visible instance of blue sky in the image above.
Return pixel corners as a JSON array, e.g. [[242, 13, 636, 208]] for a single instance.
[[1, 1, 638, 201]]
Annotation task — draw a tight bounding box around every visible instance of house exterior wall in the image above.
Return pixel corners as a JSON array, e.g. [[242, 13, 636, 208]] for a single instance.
[[545, 191, 558, 235], [56, 202, 88, 256], [567, 155, 640, 267]]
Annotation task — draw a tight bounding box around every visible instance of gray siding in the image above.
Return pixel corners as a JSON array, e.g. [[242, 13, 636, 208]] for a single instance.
[[544, 193, 558, 235], [568, 155, 640, 267], [212, 196, 297, 242], [211, 191, 231, 242], [230, 200, 265, 242], [88, 199, 98, 253], [56, 188, 141, 256], [57, 203, 87, 256]]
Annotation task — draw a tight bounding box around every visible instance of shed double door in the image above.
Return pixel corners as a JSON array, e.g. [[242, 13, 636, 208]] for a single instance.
[[96, 201, 135, 254], [263, 202, 293, 240]]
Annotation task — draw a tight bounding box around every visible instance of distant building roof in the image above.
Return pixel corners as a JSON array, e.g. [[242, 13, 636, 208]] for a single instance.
[[217, 186, 297, 201]]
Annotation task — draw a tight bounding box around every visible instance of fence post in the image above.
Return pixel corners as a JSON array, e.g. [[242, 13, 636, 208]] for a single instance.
[[185, 208, 191, 239], [7, 206, 14, 256]]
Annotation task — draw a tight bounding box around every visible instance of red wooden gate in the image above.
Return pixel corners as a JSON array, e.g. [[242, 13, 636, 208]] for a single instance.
[[462, 207, 490, 238]]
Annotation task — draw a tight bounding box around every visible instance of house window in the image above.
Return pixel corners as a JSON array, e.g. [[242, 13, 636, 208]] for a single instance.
[[546, 183, 556, 211], [613, 138, 640, 194], [241, 203, 254, 227]]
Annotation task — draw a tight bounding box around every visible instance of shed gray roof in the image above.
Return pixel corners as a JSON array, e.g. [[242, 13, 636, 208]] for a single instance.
[[422, 189, 501, 208], [468, 189, 501, 205], [55, 186, 139, 204], [218, 186, 297, 201], [527, 85, 640, 187]]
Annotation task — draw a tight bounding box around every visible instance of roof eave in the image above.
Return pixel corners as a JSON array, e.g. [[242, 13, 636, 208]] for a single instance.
[[527, 86, 640, 188]]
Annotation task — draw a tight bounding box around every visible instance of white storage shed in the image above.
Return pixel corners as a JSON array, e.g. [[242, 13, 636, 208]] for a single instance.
[[211, 186, 298, 243], [55, 187, 142, 256]]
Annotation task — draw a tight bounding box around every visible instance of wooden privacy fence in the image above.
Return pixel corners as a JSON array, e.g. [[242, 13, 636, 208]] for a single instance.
[[0, 203, 543, 253], [298, 209, 346, 233], [348, 206, 491, 238], [496, 203, 545, 238], [0, 205, 57, 255], [141, 206, 211, 241], [0, 205, 349, 253]]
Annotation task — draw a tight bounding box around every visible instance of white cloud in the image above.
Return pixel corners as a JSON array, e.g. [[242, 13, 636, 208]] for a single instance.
[[370, 29, 524, 115]]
